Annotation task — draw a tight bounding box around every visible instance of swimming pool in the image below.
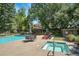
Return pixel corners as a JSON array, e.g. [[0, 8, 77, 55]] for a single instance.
[[42, 42, 71, 55], [0, 35, 25, 44]]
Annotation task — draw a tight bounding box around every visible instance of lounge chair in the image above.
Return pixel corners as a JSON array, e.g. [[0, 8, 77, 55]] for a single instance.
[[42, 32, 53, 40], [23, 33, 36, 42]]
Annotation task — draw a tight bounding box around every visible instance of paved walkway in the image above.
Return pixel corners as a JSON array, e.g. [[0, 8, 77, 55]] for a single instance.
[[0, 35, 66, 56]]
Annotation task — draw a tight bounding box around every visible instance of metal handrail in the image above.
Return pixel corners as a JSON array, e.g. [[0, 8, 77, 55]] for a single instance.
[[47, 37, 64, 56], [47, 37, 55, 56]]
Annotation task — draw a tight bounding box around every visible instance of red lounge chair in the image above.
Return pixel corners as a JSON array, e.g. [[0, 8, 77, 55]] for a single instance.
[[42, 35, 49, 39]]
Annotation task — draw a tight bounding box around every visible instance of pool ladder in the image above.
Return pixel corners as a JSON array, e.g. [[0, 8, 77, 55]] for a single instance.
[[47, 41, 64, 56], [47, 45, 63, 56], [47, 42, 55, 56]]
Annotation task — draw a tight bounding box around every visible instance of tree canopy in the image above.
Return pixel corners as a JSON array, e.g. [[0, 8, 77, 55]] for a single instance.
[[15, 7, 29, 32], [0, 4, 29, 33], [0, 3, 15, 33], [30, 3, 79, 31], [0, 3, 79, 34]]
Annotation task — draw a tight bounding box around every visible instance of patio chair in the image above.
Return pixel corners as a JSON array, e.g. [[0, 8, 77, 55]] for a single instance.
[[42, 35, 49, 39], [42, 32, 53, 40], [23, 33, 36, 42]]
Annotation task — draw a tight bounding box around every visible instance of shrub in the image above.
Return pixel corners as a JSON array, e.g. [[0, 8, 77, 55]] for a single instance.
[[74, 36, 79, 42], [66, 34, 76, 42]]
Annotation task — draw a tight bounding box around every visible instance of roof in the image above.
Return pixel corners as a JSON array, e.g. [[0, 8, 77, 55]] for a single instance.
[[61, 29, 78, 31], [32, 24, 42, 29]]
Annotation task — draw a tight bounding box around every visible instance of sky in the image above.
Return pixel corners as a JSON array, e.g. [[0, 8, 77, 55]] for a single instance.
[[15, 3, 39, 24], [32, 20, 40, 25], [15, 3, 31, 16]]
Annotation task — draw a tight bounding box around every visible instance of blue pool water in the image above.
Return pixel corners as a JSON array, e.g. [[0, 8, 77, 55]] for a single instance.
[[0, 35, 25, 44], [42, 42, 71, 54]]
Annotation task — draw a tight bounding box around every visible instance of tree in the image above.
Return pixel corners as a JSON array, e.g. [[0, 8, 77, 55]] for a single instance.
[[15, 7, 29, 32], [30, 3, 79, 31], [0, 3, 15, 33], [30, 4, 62, 32]]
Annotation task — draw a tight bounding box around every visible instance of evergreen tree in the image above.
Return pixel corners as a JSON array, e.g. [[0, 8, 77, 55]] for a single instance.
[[0, 3, 15, 33]]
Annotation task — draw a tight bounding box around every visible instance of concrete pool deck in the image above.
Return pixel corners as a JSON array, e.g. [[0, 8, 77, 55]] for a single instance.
[[0, 35, 76, 56]]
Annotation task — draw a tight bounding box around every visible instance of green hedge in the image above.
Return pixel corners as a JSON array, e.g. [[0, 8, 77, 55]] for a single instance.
[[74, 36, 79, 42], [66, 34, 79, 42]]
